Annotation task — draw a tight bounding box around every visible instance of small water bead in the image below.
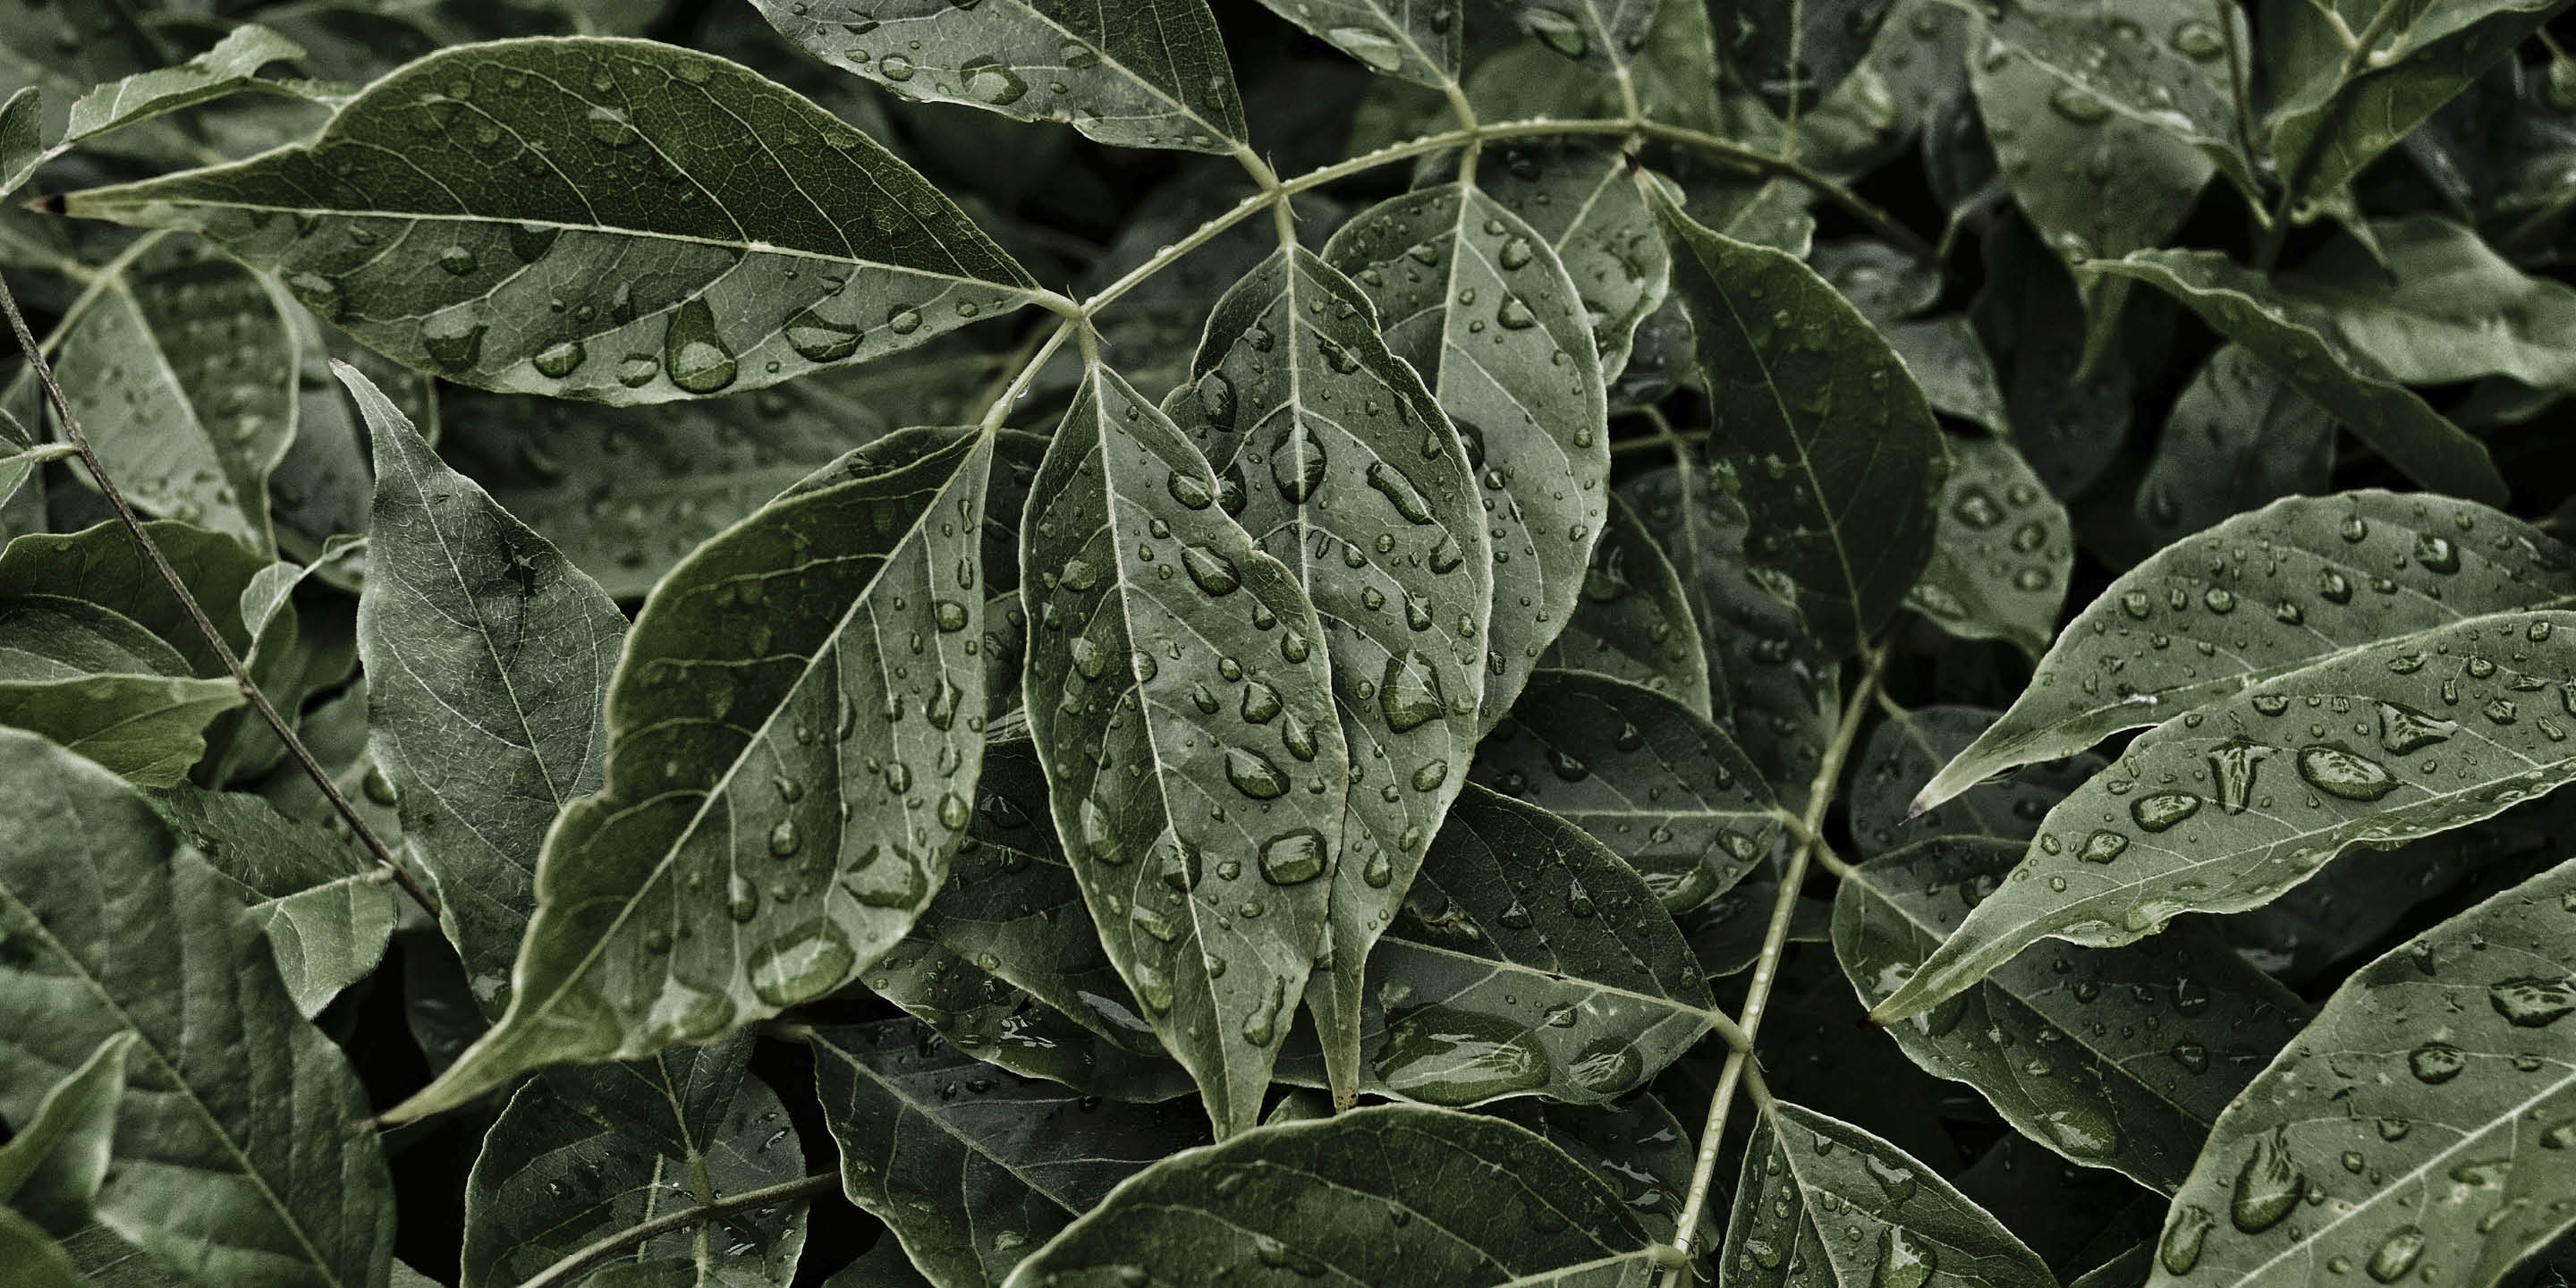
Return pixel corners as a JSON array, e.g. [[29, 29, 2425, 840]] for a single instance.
[[2367, 1228, 2426, 1284], [2078, 830, 2129, 863]]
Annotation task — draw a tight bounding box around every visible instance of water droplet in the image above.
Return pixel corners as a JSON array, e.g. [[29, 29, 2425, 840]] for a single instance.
[[1521, 8, 1588, 58], [785, 307, 862, 362], [2367, 1228, 2425, 1283], [2170, 19, 2225, 59], [2050, 83, 2113, 123], [2414, 533, 2461, 573], [2130, 792, 2201, 832], [1326, 25, 1405, 72], [2377, 700, 2455, 754], [748, 921, 857, 1005], [1260, 828, 1326, 884], [878, 54, 917, 80], [1227, 747, 1289, 800], [2489, 976, 2576, 1027], [1871, 1225, 1936, 1288], [533, 340, 586, 378], [2079, 830, 2129, 864], [2229, 1131, 2301, 1233], [962, 59, 1028, 105], [2207, 741, 2271, 813], [1271, 421, 1326, 501], [769, 818, 802, 857], [1373, 1006, 1548, 1103], [422, 313, 487, 370], [1366, 461, 1436, 523], [438, 244, 478, 275], [2409, 1041, 2464, 1083], [1496, 296, 1537, 329], [2160, 1206, 2214, 1275], [1167, 470, 1215, 510], [1180, 544, 1240, 596], [2296, 743, 2397, 801]]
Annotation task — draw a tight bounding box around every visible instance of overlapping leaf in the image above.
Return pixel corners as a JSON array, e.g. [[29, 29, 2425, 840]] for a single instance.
[[2129, 345, 2334, 552], [1250, 0, 1462, 89], [1956, 0, 2256, 200], [0, 1033, 129, 1236], [0, 595, 240, 784], [1477, 140, 1670, 384], [1021, 363, 1349, 1138], [1536, 492, 1711, 716], [145, 784, 394, 1018], [1850, 705, 2103, 860], [59, 38, 1040, 403], [2235, 216, 2576, 392], [391, 427, 995, 1123], [1877, 609, 2576, 1021], [1906, 433, 2072, 660], [1710, 0, 1895, 114]]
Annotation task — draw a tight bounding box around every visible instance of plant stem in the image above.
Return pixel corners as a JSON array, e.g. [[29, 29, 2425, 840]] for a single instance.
[[517, 1172, 842, 1288], [1659, 644, 1886, 1285], [0, 267, 441, 920], [2256, 0, 2413, 268]]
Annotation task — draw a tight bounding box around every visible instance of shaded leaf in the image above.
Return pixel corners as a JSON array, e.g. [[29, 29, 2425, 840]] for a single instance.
[[1492, 1093, 1711, 1246], [0, 595, 241, 784], [753, 0, 1249, 154], [2267, 0, 2561, 207], [809, 1019, 1208, 1288], [1878, 609, 2576, 1021], [1681, 877, 1833, 979], [1913, 492, 2576, 813], [1850, 705, 2103, 860], [1959, 0, 2257, 199], [1888, 316, 2012, 437], [1835, 836, 2309, 1191], [2147, 858, 2576, 1288], [1471, 669, 1780, 912], [1000, 1103, 1660, 1287], [2129, 345, 2334, 553], [0, 1208, 80, 1288], [1249, 0, 1462, 89], [2255, 216, 2576, 392], [60, 38, 1039, 403], [0, 727, 393, 1286], [0, 1033, 131, 1235], [1487, 0, 1660, 79], [1536, 492, 1713, 716], [1712, 0, 1897, 114], [1907, 433, 2072, 659], [391, 428, 995, 1123], [1021, 362, 1348, 1137], [145, 783, 394, 1018]]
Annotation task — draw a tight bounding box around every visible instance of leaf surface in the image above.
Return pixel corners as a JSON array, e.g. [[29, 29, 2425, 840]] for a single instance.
[[1536, 492, 1711, 716], [1250, 0, 1462, 89], [1907, 433, 2072, 660], [1487, 0, 1660, 83], [2128, 345, 2334, 553], [145, 784, 394, 1018], [1710, 0, 1894, 114], [0, 1033, 131, 1234], [1479, 140, 1670, 384], [60, 38, 1039, 403], [1959, 0, 2256, 199], [2267, 0, 2559, 205], [1850, 705, 2102, 860]]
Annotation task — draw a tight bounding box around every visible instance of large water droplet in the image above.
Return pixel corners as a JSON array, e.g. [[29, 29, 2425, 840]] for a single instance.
[[1366, 461, 1436, 523], [785, 307, 862, 361], [533, 340, 587, 378], [1871, 1225, 1936, 1288], [1259, 828, 1326, 884], [1372, 1006, 1548, 1104], [1226, 746, 1289, 800], [2207, 741, 2271, 813], [1521, 8, 1588, 57], [2377, 700, 2456, 754], [962, 59, 1028, 105], [1271, 421, 1326, 501], [2296, 743, 2397, 801], [2229, 1131, 2301, 1233], [1326, 26, 1405, 72], [748, 920, 857, 1005], [422, 313, 487, 370], [2160, 1206, 2213, 1275], [664, 297, 738, 394], [1182, 545, 1240, 596], [2367, 1228, 2425, 1284], [2490, 976, 2576, 1027], [2130, 792, 2200, 833], [2410, 1041, 2464, 1083], [1380, 650, 1444, 732]]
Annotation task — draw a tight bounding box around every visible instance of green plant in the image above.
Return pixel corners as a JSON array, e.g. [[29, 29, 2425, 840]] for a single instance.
[[4, 0, 2576, 1284]]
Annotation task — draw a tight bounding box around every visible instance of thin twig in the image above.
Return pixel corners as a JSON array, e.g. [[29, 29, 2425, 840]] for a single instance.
[[0, 267, 440, 919], [517, 1173, 842, 1288]]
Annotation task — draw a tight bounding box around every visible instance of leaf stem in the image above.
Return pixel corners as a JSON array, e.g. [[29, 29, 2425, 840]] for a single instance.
[[1234, 147, 1300, 249], [0, 266, 441, 920], [515, 1172, 842, 1288], [2216, 0, 2258, 164], [2256, 0, 2414, 267], [975, 316, 1078, 431], [1659, 643, 1886, 1284]]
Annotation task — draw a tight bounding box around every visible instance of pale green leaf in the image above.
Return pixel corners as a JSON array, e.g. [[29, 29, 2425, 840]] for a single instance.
[[2266, 0, 2560, 207], [1712, 0, 1898, 113], [2250, 216, 2576, 392], [752, 0, 1248, 154], [2146, 858, 2576, 1288], [0, 520, 267, 686], [58, 38, 1040, 403], [1536, 492, 1713, 716], [145, 784, 394, 1018], [0, 86, 39, 199], [1320, 182, 1610, 728], [389, 428, 995, 1123], [1725, 1099, 2054, 1288], [1478, 140, 1672, 385], [1646, 176, 1946, 646], [999, 1103, 1662, 1288], [1470, 670, 1779, 912], [1906, 432, 2072, 659], [0, 727, 393, 1287], [809, 1019, 1208, 1288], [1877, 608, 2576, 1021], [343, 360, 624, 1018], [1850, 705, 2103, 860], [1835, 836, 2309, 1191], [1912, 492, 2576, 814], [0, 1033, 131, 1234], [1250, 0, 1462, 88], [1165, 242, 1490, 1111], [2085, 249, 2507, 504], [2129, 344, 2334, 552], [0, 595, 242, 785], [1953, 0, 2257, 200], [1488, 0, 1662, 81], [1021, 361, 1350, 1137], [0, 1208, 80, 1288]]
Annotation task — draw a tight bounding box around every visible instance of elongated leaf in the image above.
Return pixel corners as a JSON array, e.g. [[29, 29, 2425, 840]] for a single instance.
[[1472, 670, 1778, 911], [810, 1020, 1207, 1288], [1287, 784, 1714, 1107], [58, 38, 1039, 403], [0, 595, 242, 784], [1913, 492, 2576, 813], [145, 784, 394, 1018], [1000, 1103, 1661, 1287], [0, 727, 393, 1286], [2130, 345, 2334, 552], [2267, 0, 2561, 207], [1478, 140, 1671, 384], [1959, 0, 2257, 200], [390, 427, 995, 1123], [1170, 245, 1490, 1108], [1851, 705, 2103, 860], [0, 86, 38, 198], [1836, 837, 2308, 1191], [0, 0, 191, 165], [1022, 362, 1350, 1138], [1321, 182, 1609, 727], [2086, 250, 2505, 504], [1645, 177, 1945, 646], [1726, 1098, 2055, 1288], [1877, 609, 2576, 1021], [463, 1037, 808, 1288], [1908, 433, 2072, 659], [344, 362, 624, 1016], [1618, 462, 1840, 810], [753, 0, 1247, 154], [2148, 858, 2576, 1288], [1488, 0, 1659, 80], [1493, 1093, 1710, 1246], [0, 1034, 130, 1234], [1537, 492, 1712, 716]]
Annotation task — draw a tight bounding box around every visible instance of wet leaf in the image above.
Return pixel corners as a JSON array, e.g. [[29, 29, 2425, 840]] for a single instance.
[[58, 38, 1040, 403], [1907, 433, 2072, 660], [2238, 216, 2576, 392], [1249, 0, 1462, 89], [1537, 491, 1713, 716], [2128, 345, 2334, 553], [1478, 140, 1672, 385], [1487, 0, 1661, 80], [1712, 0, 1898, 115], [1957, 0, 2258, 200], [2266, 0, 2559, 208]]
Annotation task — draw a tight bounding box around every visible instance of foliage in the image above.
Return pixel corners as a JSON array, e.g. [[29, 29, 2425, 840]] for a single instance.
[[7, 1, 2576, 1286]]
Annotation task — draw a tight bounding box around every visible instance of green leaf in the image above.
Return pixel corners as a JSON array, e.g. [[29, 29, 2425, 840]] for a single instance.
[[1681, 877, 1833, 978], [1725, 1098, 2055, 1288], [1487, 0, 1660, 81], [0, 727, 393, 1287], [1248, 0, 1462, 88], [59, 38, 1040, 403], [1970, 218, 2138, 498], [809, 1019, 1208, 1288], [2147, 858, 2576, 1288], [1320, 182, 1611, 727], [1814, 240, 1943, 329], [462, 1035, 809, 1288], [1645, 175, 1946, 646], [2266, 0, 2561, 207], [343, 360, 624, 1018], [752, 0, 1248, 154], [1492, 1093, 1712, 1246], [999, 1103, 1661, 1287], [1835, 836, 2309, 1191], [1470, 670, 1780, 912], [1167, 242, 1492, 1111], [0, 594, 242, 784], [1887, 316, 2013, 437], [1877, 608, 2576, 1022], [1956, 0, 2258, 201], [1536, 492, 1713, 716], [1711, 0, 1897, 114], [1618, 462, 1841, 811], [0, 0, 193, 166], [0, 520, 269, 687], [144, 784, 394, 1018], [1849, 705, 2103, 860], [0, 1033, 131, 1234], [2129, 344, 2334, 552], [1906, 433, 2072, 659], [1021, 361, 1350, 1137], [2084, 249, 2507, 504], [389, 427, 996, 1123], [1478, 140, 1671, 385], [2251, 216, 2576, 392], [1911, 492, 2576, 814], [1289, 784, 1716, 1108], [0, 86, 42, 198]]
